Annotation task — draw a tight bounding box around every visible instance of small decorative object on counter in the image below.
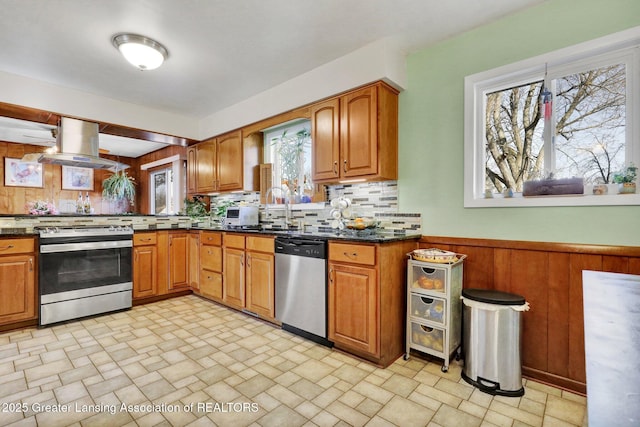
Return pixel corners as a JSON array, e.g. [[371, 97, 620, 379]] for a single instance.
[[612, 163, 637, 194], [328, 196, 352, 229], [592, 184, 608, 195], [26, 200, 58, 215]]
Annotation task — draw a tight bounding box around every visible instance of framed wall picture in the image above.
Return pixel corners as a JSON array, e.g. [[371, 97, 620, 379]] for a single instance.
[[62, 166, 94, 191], [3, 157, 44, 188]]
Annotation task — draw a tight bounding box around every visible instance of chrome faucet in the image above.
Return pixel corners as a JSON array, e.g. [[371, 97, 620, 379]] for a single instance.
[[264, 186, 292, 229]]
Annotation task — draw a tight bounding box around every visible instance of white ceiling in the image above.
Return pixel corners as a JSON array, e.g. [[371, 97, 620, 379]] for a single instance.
[[0, 0, 544, 156]]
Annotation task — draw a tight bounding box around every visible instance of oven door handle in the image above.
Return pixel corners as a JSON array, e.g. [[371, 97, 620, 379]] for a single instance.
[[40, 240, 132, 253]]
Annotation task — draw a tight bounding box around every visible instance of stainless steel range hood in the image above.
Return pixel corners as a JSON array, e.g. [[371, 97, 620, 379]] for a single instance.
[[27, 117, 129, 170]]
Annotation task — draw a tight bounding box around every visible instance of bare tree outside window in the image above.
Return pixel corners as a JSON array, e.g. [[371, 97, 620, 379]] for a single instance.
[[484, 64, 626, 194]]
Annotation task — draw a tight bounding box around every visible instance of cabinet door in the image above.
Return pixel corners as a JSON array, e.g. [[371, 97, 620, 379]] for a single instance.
[[133, 246, 157, 298], [340, 85, 378, 178], [0, 255, 35, 324], [196, 139, 217, 193], [188, 232, 200, 290], [245, 251, 275, 319], [223, 248, 245, 307], [169, 233, 189, 290], [216, 130, 243, 192], [328, 262, 379, 356], [312, 98, 340, 181], [187, 146, 198, 194]]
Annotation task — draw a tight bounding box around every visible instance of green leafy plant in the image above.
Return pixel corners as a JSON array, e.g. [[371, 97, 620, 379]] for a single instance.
[[183, 196, 208, 219], [212, 199, 236, 219], [612, 163, 638, 183], [102, 170, 136, 205], [272, 128, 311, 187]]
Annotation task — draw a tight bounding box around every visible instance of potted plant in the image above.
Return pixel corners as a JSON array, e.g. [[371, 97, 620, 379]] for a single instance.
[[102, 169, 136, 208], [183, 195, 208, 220], [612, 163, 637, 194]]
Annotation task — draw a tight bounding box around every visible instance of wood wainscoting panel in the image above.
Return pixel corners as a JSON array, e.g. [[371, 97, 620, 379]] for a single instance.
[[419, 235, 640, 395], [510, 250, 549, 372], [547, 252, 570, 379], [567, 254, 601, 385]]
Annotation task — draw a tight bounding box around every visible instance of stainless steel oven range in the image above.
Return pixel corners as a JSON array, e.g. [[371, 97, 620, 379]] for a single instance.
[[38, 226, 133, 326]]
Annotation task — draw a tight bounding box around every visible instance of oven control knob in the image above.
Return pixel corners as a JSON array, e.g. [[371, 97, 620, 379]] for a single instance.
[[109, 226, 116, 232]]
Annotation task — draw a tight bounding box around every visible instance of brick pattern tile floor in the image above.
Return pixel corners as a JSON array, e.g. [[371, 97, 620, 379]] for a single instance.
[[0, 295, 587, 426]]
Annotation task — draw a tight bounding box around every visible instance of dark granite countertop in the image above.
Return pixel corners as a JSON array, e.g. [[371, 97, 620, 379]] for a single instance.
[[188, 225, 421, 243], [0, 215, 421, 243]]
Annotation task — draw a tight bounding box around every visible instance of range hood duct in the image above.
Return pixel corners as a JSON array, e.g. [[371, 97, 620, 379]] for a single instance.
[[34, 117, 129, 170]]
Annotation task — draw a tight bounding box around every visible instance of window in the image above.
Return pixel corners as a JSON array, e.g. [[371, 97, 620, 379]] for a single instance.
[[263, 119, 314, 203], [142, 155, 186, 215], [150, 167, 174, 214], [465, 28, 640, 207]]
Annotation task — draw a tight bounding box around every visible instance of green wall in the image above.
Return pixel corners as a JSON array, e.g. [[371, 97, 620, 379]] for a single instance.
[[399, 0, 640, 246]]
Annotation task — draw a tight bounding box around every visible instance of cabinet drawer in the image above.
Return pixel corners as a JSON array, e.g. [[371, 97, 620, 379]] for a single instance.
[[329, 243, 375, 266], [200, 269, 223, 299], [224, 234, 245, 249], [201, 231, 222, 246], [246, 236, 274, 253], [410, 264, 447, 294], [410, 294, 445, 325], [201, 245, 222, 272], [0, 238, 34, 254], [410, 321, 444, 353], [133, 233, 157, 246]]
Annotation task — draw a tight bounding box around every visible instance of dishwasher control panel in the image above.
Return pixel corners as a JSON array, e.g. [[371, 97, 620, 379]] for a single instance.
[[275, 237, 326, 259]]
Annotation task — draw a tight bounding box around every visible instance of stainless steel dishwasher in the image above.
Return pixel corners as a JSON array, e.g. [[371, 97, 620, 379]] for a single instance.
[[275, 236, 332, 347]]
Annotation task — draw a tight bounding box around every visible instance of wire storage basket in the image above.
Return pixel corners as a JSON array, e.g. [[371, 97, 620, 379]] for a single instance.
[[408, 248, 466, 264]]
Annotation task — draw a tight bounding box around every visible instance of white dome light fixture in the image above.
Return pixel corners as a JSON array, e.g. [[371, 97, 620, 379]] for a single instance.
[[112, 33, 168, 71]]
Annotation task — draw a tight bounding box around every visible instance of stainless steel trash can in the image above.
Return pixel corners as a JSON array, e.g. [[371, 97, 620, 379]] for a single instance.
[[461, 289, 529, 397]]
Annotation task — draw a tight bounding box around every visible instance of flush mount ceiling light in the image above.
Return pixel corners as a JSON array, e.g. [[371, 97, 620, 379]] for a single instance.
[[112, 33, 168, 71]]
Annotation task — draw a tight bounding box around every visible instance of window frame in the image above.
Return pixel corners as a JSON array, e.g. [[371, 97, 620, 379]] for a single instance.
[[464, 27, 640, 207], [140, 154, 186, 215]]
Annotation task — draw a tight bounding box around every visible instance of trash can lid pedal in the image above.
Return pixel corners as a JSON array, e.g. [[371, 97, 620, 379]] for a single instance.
[[462, 288, 526, 305]]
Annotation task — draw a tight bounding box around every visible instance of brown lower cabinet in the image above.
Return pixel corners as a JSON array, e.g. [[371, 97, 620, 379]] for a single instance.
[[223, 234, 275, 321], [245, 237, 275, 319], [328, 239, 417, 367], [133, 232, 158, 298], [194, 232, 275, 321], [188, 231, 200, 291], [0, 237, 36, 325], [133, 230, 191, 300], [199, 231, 223, 300]]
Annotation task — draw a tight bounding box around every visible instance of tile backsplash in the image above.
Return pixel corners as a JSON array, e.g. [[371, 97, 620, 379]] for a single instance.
[[209, 181, 421, 233]]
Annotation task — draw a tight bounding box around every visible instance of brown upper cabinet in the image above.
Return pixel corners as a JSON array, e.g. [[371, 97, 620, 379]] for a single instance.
[[188, 80, 397, 193], [312, 82, 399, 183], [187, 129, 262, 195]]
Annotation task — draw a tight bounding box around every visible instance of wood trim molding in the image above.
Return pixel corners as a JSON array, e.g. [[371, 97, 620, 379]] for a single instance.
[[420, 235, 640, 257], [0, 101, 198, 151]]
